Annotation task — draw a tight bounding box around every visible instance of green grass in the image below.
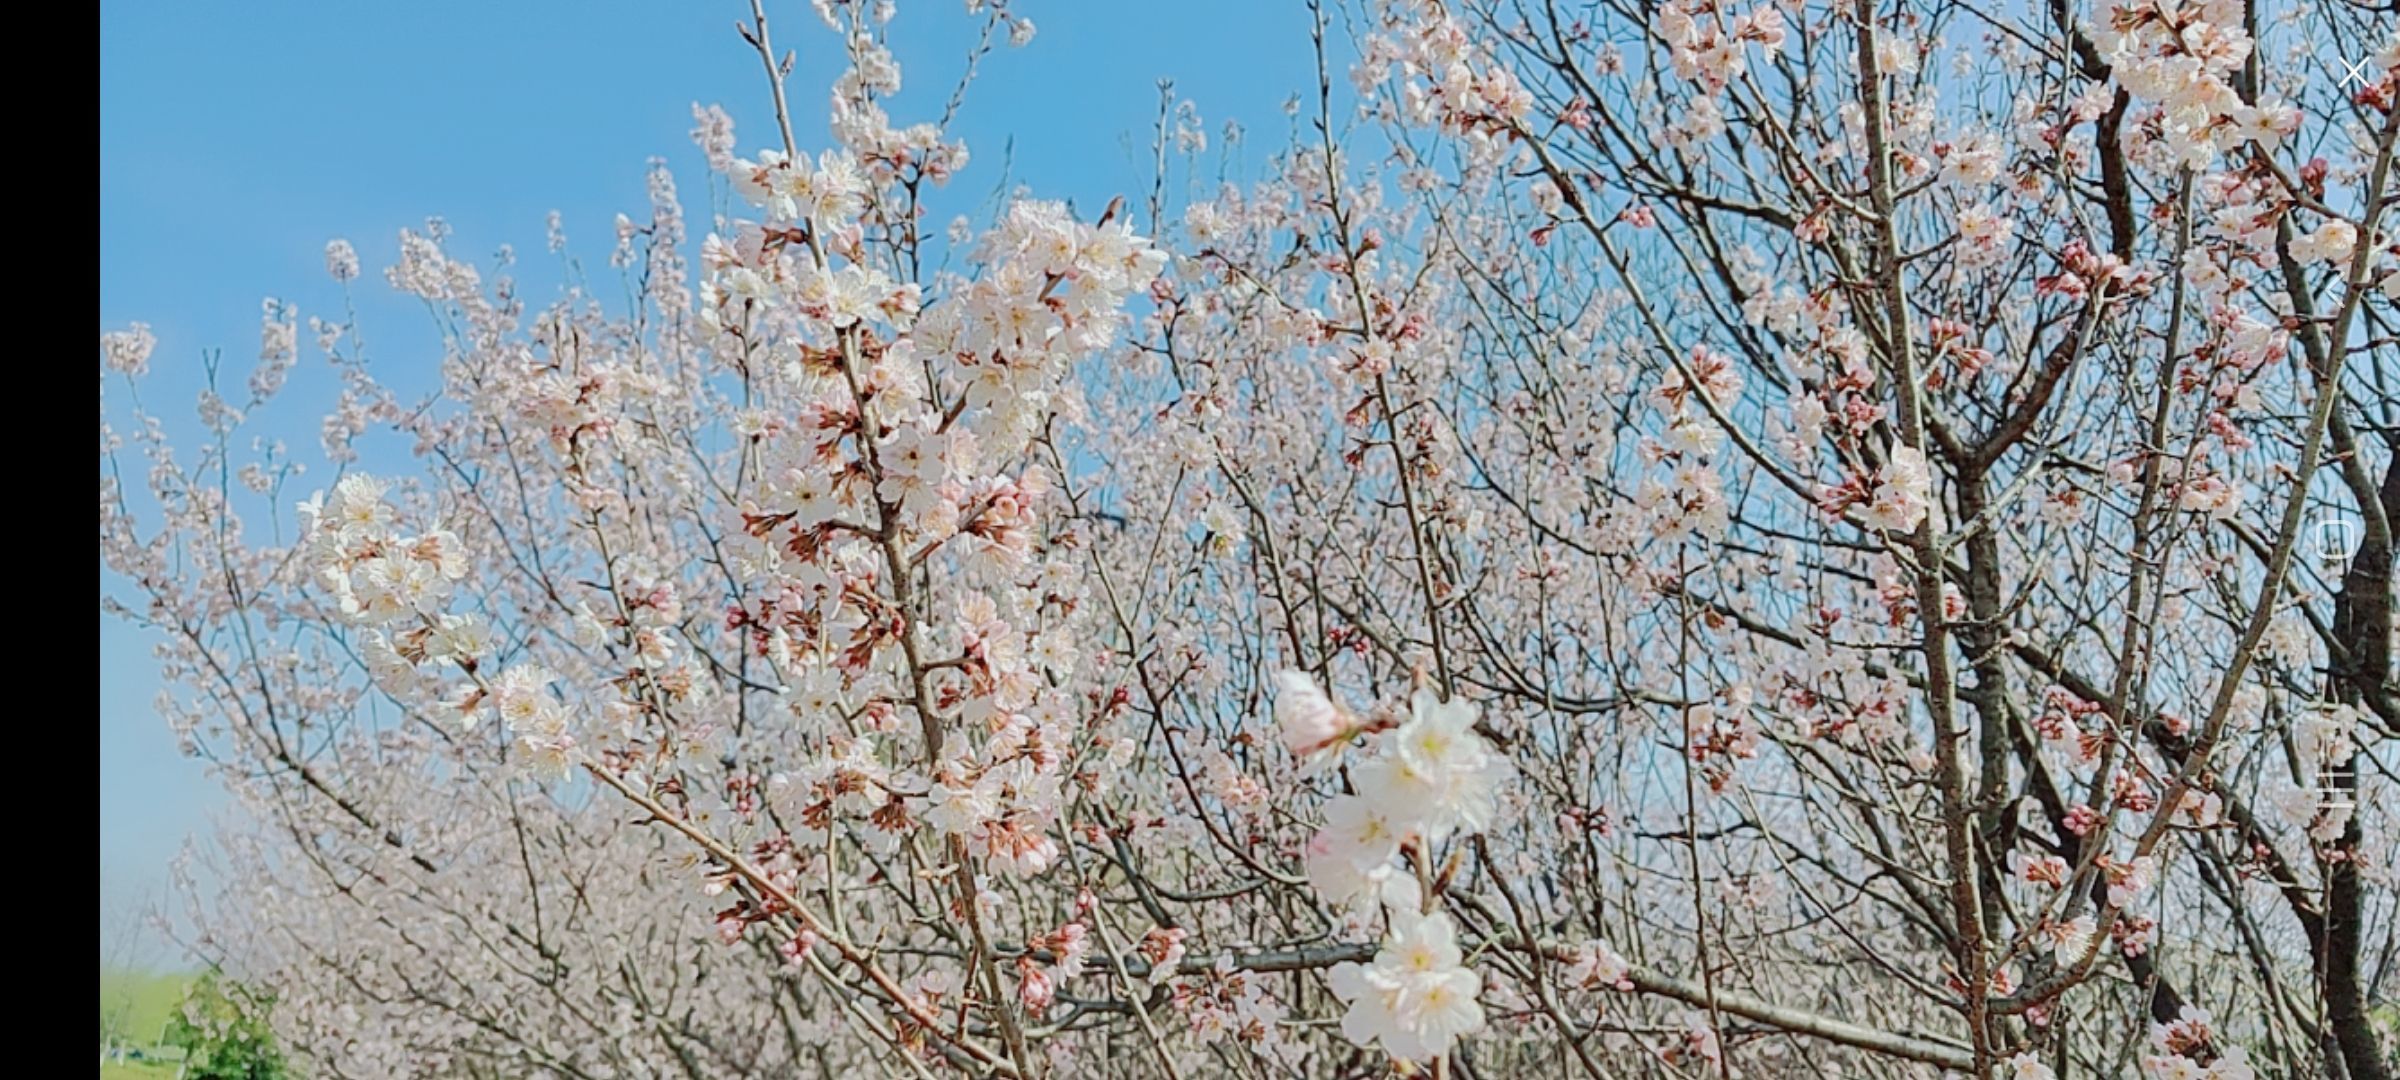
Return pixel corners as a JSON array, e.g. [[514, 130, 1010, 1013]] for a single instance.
[[99, 1063, 179, 1080], [99, 969, 191, 1077], [100, 969, 189, 1042]]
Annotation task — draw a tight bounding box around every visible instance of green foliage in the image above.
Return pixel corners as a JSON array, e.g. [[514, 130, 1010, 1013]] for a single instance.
[[163, 971, 288, 1080]]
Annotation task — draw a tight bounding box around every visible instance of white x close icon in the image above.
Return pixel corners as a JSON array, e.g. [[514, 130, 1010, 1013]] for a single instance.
[[2336, 55, 2374, 88]]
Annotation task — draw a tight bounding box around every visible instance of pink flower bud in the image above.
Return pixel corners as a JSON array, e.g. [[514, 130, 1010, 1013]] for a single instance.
[[1271, 671, 1351, 760]]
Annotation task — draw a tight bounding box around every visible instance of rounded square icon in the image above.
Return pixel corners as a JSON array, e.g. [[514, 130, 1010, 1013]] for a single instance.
[[2312, 517, 2358, 563]]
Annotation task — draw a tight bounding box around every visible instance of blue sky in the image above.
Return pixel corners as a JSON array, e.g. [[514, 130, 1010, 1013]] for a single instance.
[[99, 0, 1317, 957]]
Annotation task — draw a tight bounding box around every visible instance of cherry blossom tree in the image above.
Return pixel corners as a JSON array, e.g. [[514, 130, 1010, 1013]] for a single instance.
[[101, 0, 2394, 1077]]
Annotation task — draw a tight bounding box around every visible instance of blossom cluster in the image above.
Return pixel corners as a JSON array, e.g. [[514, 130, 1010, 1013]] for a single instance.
[[1274, 677, 1508, 1061]]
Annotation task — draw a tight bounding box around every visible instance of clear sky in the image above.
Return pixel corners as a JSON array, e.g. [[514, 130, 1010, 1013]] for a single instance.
[[99, 0, 1316, 959]]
